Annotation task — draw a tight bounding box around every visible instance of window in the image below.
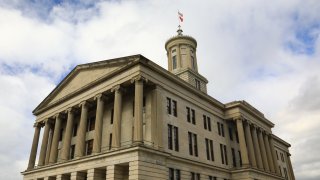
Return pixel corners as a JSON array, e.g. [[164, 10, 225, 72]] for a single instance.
[[168, 124, 173, 150], [109, 133, 112, 150], [232, 148, 236, 167], [203, 115, 211, 131], [191, 109, 196, 124], [188, 132, 198, 156], [70, 145, 75, 159], [87, 115, 96, 132], [228, 127, 233, 141], [220, 144, 224, 164], [172, 49, 176, 53], [85, 139, 94, 155], [187, 107, 191, 122], [111, 108, 114, 124], [205, 138, 214, 161], [167, 97, 177, 117], [169, 168, 180, 180], [224, 145, 228, 165], [191, 172, 200, 180], [217, 122, 225, 137], [209, 176, 217, 180], [172, 55, 177, 69], [195, 79, 201, 90], [72, 123, 78, 137], [168, 125, 179, 151], [191, 56, 196, 70]]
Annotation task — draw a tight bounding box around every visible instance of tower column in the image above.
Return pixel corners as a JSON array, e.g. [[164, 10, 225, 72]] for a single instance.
[[264, 132, 275, 173], [27, 123, 41, 170], [258, 129, 270, 171], [93, 94, 106, 154], [49, 114, 62, 164], [38, 120, 51, 166], [235, 117, 249, 167], [111, 85, 123, 148], [133, 77, 144, 144], [60, 108, 75, 161], [269, 136, 281, 175], [75, 101, 89, 157], [244, 121, 257, 168], [252, 125, 264, 169]]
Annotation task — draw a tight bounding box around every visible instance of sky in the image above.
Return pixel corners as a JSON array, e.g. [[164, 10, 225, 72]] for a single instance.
[[0, 0, 319, 179]]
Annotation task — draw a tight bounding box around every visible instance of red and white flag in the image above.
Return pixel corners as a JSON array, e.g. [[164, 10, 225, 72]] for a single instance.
[[178, 11, 183, 22]]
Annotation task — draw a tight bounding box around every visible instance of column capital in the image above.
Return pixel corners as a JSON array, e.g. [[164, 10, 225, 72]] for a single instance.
[[94, 93, 108, 101], [79, 101, 91, 108], [233, 115, 244, 122], [65, 107, 76, 114], [111, 84, 124, 93], [53, 113, 63, 119], [33, 122, 42, 128], [130, 75, 148, 83]]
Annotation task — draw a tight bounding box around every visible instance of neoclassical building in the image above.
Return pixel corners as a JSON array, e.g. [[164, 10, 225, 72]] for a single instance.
[[22, 29, 295, 180]]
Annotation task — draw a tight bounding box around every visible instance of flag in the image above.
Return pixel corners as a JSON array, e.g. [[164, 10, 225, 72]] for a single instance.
[[178, 11, 183, 22]]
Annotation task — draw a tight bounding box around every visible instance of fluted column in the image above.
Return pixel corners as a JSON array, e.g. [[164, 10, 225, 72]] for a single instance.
[[60, 108, 75, 161], [111, 85, 123, 148], [264, 132, 275, 173], [93, 94, 106, 154], [49, 114, 62, 164], [235, 117, 249, 167], [258, 129, 270, 171], [252, 125, 264, 169], [133, 77, 144, 143], [45, 125, 53, 165], [269, 136, 280, 175], [38, 120, 51, 166], [27, 123, 41, 170], [75, 101, 89, 157], [244, 121, 257, 168]]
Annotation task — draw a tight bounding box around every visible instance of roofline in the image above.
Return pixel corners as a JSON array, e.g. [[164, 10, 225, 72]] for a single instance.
[[272, 134, 291, 148]]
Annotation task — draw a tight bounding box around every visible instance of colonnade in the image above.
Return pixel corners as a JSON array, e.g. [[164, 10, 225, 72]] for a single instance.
[[27, 77, 146, 170], [235, 117, 280, 175]]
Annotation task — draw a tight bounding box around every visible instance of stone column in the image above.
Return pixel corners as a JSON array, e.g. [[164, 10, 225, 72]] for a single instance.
[[45, 124, 53, 165], [151, 85, 164, 149], [252, 125, 264, 170], [60, 108, 75, 161], [111, 85, 123, 148], [258, 129, 270, 171], [133, 77, 144, 143], [87, 168, 106, 180], [38, 120, 51, 166], [49, 114, 62, 164], [93, 94, 105, 154], [235, 117, 249, 167], [106, 165, 124, 180], [286, 153, 295, 180], [27, 123, 41, 170], [269, 136, 281, 175], [244, 121, 257, 168], [75, 101, 89, 158], [264, 132, 275, 173]]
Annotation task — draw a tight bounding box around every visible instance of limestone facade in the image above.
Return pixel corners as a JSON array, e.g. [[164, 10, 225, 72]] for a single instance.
[[22, 31, 295, 180]]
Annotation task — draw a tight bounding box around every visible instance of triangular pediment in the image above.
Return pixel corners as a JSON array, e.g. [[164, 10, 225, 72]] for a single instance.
[[34, 55, 142, 114]]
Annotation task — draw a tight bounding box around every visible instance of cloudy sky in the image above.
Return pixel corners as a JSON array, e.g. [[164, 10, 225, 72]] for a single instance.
[[0, 0, 319, 179]]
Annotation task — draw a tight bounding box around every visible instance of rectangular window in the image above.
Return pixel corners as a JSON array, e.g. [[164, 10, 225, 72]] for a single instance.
[[224, 145, 228, 165], [221, 124, 225, 137], [196, 173, 200, 180], [203, 115, 207, 130], [207, 117, 211, 131], [86, 139, 93, 155], [205, 138, 214, 161], [232, 148, 236, 167], [70, 144, 75, 159], [187, 107, 191, 122], [172, 56, 177, 70], [59, 128, 63, 141], [220, 144, 224, 164], [188, 132, 193, 155], [111, 108, 114, 124], [72, 123, 78, 137], [167, 97, 172, 115], [281, 153, 285, 162], [87, 115, 96, 132], [109, 133, 112, 150], [175, 169, 181, 180], [276, 150, 279, 160], [217, 122, 221, 135], [209, 176, 217, 180], [195, 79, 201, 90], [236, 130, 239, 143], [193, 133, 198, 157], [279, 166, 282, 176], [174, 126, 179, 151], [205, 138, 210, 160], [229, 127, 233, 141], [169, 168, 174, 180], [210, 139, 214, 161], [191, 172, 195, 180], [191, 109, 196, 124], [168, 124, 173, 150], [284, 168, 288, 179], [172, 100, 177, 117]]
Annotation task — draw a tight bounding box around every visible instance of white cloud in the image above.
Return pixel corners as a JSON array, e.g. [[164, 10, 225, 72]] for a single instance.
[[0, 0, 319, 179]]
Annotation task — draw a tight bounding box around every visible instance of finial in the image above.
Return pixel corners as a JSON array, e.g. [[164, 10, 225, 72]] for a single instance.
[[177, 25, 183, 35]]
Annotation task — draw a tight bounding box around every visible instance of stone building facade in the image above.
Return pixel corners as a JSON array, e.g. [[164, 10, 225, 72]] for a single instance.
[[22, 30, 295, 180]]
